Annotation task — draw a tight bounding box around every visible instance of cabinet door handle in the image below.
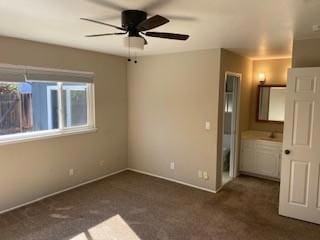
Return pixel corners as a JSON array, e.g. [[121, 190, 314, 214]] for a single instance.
[[284, 149, 291, 155]]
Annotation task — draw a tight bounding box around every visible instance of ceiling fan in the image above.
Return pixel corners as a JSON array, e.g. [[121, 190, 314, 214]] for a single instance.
[[81, 0, 189, 45], [81, 10, 190, 44], [81, 0, 190, 63]]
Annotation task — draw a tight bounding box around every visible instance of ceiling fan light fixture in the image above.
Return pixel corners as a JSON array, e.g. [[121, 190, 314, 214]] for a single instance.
[[124, 36, 145, 51]]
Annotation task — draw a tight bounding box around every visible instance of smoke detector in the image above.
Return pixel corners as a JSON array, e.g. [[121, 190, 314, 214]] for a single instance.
[[312, 25, 320, 32]]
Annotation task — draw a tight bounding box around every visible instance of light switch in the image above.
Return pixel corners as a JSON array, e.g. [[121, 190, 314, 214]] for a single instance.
[[205, 121, 211, 130], [198, 170, 203, 178]]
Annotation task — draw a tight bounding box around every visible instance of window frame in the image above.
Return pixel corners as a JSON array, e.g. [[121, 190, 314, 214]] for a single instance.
[[0, 81, 96, 146]]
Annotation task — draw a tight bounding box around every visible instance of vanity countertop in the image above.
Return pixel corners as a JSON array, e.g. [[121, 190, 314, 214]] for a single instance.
[[241, 130, 283, 143]]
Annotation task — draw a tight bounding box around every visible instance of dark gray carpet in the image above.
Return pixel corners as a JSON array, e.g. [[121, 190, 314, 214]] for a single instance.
[[0, 170, 319, 240]]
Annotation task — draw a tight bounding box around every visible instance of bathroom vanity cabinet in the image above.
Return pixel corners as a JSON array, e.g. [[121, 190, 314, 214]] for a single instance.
[[239, 137, 282, 180]]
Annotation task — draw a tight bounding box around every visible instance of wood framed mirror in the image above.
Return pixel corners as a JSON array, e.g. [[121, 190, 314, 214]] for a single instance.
[[256, 84, 286, 123]]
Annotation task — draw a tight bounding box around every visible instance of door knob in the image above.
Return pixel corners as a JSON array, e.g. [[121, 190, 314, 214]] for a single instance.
[[284, 149, 291, 155]]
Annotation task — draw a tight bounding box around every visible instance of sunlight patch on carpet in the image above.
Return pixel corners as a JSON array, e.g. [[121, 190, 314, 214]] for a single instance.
[[69, 214, 140, 240]]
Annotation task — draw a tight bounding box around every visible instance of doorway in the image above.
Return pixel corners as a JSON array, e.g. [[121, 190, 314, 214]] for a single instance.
[[221, 72, 241, 185]]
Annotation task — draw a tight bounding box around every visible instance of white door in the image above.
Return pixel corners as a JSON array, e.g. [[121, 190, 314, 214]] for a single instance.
[[279, 67, 320, 224]]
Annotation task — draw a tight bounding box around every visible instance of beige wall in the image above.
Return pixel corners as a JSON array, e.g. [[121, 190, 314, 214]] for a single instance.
[[219, 49, 253, 185], [249, 58, 291, 133], [292, 38, 320, 67], [0, 37, 128, 212], [128, 49, 253, 191], [128, 49, 222, 191]]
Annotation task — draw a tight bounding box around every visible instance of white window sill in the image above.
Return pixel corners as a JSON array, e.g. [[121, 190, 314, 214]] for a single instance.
[[0, 127, 98, 146]]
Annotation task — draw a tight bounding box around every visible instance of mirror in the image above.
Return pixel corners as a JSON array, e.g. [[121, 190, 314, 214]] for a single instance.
[[257, 85, 286, 122]]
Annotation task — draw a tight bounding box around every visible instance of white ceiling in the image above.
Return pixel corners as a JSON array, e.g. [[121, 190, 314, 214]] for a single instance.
[[0, 0, 319, 59]]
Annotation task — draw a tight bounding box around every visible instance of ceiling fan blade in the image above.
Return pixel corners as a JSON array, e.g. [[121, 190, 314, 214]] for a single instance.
[[141, 0, 172, 11], [136, 15, 169, 32], [86, 0, 125, 11], [80, 18, 125, 31], [97, 14, 196, 23], [161, 15, 197, 22], [94, 14, 119, 21], [145, 32, 189, 40], [85, 32, 127, 37]]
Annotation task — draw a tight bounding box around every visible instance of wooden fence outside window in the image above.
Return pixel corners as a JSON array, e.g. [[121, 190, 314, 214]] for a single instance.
[[0, 93, 33, 135]]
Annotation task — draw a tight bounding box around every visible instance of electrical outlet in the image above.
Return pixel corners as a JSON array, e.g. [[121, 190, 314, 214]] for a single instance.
[[203, 171, 209, 180], [205, 121, 211, 130], [312, 24, 320, 32], [69, 169, 74, 176], [198, 170, 203, 178], [170, 162, 175, 170], [99, 160, 105, 166]]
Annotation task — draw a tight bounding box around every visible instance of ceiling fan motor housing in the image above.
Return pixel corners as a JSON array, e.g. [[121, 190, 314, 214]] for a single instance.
[[122, 10, 147, 36]]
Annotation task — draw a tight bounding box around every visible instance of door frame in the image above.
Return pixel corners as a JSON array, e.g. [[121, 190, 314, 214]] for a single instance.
[[220, 71, 242, 185]]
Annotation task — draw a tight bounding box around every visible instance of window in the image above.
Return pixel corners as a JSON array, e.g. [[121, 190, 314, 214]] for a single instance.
[[0, 65, 95, 144], [62, 83, 88, 128], [46, 83, 89, 129]]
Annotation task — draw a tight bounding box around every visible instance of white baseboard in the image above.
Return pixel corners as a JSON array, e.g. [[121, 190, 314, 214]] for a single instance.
[[0, 168, 128, 215], [128, 168, 218, 193]]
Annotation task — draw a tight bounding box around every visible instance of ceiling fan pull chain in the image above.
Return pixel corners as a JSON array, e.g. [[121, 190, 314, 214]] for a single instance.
[[128, 37, 132, 62], [134, 53, 138, 64]]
